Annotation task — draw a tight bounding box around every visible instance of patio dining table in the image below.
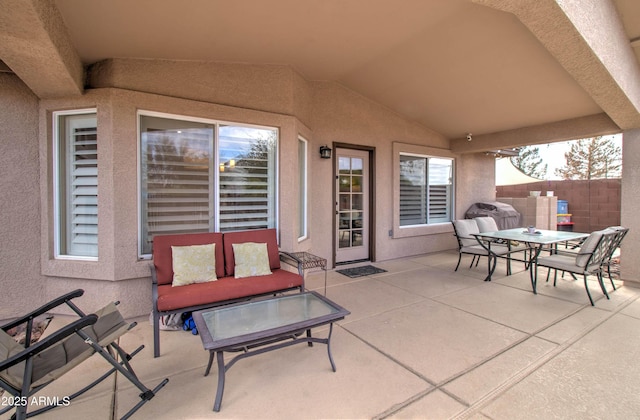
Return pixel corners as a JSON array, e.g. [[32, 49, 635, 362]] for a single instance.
[[473, 228, 590, 293]]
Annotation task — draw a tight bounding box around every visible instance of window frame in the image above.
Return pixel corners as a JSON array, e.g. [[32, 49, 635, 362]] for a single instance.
[[52, 108, 99, 261], [399, 153, 453, 226], [137, 110, 279, 258], [298, 136, 308, 242], [392, 142, 456, 238]]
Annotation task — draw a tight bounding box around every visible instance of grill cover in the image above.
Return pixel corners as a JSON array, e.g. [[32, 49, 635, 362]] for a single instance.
[[465, 202, 521, 230]]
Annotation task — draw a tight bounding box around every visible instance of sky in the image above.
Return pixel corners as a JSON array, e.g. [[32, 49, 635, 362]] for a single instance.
[[535, 133, 623, 180]]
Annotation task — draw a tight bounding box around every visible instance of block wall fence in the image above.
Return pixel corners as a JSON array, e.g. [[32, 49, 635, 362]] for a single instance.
[[496, 179, 621, 233]]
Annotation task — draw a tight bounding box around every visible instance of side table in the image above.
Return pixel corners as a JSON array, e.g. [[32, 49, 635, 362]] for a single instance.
[[281, 251, 328, 295]]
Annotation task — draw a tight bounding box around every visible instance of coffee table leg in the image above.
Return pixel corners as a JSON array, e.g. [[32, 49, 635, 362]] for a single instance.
[[204, 350, 214, 376], [213, 351, 226, 412], [306, 328, 313, 347], [327, 323, 337, 372]]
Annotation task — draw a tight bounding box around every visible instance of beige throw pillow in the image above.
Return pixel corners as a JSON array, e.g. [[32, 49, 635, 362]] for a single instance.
[[171, 243, 217, 287], [232, 242, 272, 278]]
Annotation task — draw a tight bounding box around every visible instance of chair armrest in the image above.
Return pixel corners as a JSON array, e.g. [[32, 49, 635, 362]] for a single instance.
[[474, 235, 507, 246], [576, 249, 594, 258], [1, 289, 85, 332], [150, 263, 160, 313], [150, 262, 159, 285], [0, 314, 98, 371], [552, 249, 580, 257], [456, 234, 476, 241], [463, 233, 507, 246]]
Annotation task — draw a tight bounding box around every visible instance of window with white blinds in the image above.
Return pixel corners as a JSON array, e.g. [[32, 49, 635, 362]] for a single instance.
[[55, 111, 98, 258], [218, 125, 276, 232], [139, 113, 277, 255], [298, 137, 308, 241], [399, 154, 453, 226]]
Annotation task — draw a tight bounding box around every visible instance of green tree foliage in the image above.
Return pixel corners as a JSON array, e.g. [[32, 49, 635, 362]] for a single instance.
[[554, 136, 622, 180], [510, 146, 548, 179]]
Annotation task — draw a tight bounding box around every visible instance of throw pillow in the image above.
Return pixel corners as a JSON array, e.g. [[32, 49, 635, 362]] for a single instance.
[[171, 243, 217, 287], [232, 242, 272, 278]]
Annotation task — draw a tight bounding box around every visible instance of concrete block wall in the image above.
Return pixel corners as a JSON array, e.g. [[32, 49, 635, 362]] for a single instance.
[[497, 196, 557, 230], [496, 179, 621, 232]]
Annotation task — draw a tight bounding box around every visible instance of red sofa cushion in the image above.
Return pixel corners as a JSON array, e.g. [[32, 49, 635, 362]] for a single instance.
[[223, 228, 281, 277], [155, 269, 303, 311], [152, 232, 225, 286]]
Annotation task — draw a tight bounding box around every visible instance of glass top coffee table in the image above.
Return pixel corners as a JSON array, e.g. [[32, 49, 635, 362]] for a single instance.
[[192, 291, 350, 412]]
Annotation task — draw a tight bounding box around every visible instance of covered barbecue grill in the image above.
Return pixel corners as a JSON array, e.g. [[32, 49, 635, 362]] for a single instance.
[[465, 201, 521, 230]]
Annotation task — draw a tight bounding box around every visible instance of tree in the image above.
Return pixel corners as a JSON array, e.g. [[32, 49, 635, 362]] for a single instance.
[[554, 136, 622, 180], [510, 146, 548, 179]]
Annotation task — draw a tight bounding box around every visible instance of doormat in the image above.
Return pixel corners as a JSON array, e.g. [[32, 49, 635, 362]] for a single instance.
[[336, 265, 387, 278]]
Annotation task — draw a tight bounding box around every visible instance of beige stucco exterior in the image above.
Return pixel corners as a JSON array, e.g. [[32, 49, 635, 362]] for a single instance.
[[1, 0, 640, 318], [2, 61, 496, 318], [621, 129, 640, 281], [0, 74, 44, 311]]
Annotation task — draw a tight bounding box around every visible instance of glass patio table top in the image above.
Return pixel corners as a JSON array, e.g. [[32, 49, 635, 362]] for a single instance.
[[192, 292, 350, 412], [473, 228, 589, 244], [195, 291, 349, 351], [471, 228, 590, 288]]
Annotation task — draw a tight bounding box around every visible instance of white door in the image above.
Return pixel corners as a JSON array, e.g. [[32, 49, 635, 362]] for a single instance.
[[335, 148, 369, 263]]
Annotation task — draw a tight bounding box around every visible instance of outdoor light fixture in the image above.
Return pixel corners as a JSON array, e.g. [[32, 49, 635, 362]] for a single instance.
[[466, 133, 472, 142], [319, 145, 332, 159]]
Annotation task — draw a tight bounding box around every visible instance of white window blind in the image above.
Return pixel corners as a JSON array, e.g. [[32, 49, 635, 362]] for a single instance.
[[399, 155, 453, 226], [218, 125, 276, 232], [140, 126, 214, 252], [57, 113, 98, 257], [399, 156, 427, 226], [139, 114, 277, 255]]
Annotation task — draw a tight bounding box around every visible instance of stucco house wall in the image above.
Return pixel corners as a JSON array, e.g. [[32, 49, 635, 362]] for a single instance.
[[1, 60, 497, 318], [621, 129, 640, 282], [0, 74, 44, 313]]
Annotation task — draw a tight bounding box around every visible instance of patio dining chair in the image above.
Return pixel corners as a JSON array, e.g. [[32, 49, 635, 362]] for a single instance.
[[535, 229, 618, 305], [452, 219, 513, 278], [474, 216, 529, 270], [0, 289, 168, 420], [600, 226, 628, 288], [545, 226, 628, 289]]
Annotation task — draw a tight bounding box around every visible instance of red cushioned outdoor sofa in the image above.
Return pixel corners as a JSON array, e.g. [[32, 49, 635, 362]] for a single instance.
[[150, 228, 304, 357]]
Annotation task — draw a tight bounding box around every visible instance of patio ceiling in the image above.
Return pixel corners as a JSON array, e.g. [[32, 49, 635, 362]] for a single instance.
[[1, 0, 640, 147]]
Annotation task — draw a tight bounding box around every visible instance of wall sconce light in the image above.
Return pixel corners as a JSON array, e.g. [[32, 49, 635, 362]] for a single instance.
[[319, 145, 332, 159]]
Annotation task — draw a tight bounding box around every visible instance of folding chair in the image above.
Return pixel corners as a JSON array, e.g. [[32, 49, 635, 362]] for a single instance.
[[0, 289, 168, 420]]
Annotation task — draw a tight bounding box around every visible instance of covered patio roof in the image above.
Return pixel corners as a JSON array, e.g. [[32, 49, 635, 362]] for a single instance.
[[495, 157, 542, 186], [1, 0, 639, 151]]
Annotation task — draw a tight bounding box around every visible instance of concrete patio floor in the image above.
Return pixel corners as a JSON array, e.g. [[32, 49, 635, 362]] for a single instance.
[[6, 250, 640, 419]]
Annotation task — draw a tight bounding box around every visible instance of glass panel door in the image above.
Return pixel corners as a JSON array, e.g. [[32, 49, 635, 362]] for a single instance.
[[335, 148, 369, 263]]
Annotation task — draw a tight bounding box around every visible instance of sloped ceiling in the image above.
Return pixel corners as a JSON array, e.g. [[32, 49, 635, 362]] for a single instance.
[[6, 0, 640, 140]]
